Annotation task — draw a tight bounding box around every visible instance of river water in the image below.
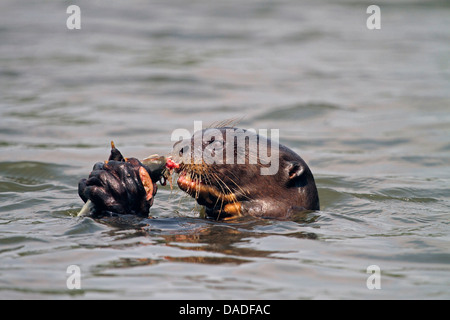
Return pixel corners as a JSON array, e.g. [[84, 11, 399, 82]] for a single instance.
[[0, 0, 449, 299]]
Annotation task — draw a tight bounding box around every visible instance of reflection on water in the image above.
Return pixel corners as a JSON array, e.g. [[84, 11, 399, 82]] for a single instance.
[[0, 0, 449, 299]]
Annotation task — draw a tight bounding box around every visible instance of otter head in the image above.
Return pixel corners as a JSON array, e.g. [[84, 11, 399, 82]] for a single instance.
[[172, 127, 319, 220]]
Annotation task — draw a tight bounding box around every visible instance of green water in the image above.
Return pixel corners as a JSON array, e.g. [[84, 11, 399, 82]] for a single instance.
[[0, 0, 449, 299]]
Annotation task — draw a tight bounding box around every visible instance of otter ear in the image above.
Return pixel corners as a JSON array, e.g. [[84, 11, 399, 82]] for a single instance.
[[287, 162, 305, 181]]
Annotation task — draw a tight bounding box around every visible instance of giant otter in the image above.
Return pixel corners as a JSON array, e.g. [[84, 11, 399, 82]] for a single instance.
[[78, 128, 319, 219], [78, 141, 169, 218]]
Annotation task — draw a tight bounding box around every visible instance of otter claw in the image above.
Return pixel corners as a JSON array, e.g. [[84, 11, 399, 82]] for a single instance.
[[78, 200, 94, 217], [78, 142, 181, 217]]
